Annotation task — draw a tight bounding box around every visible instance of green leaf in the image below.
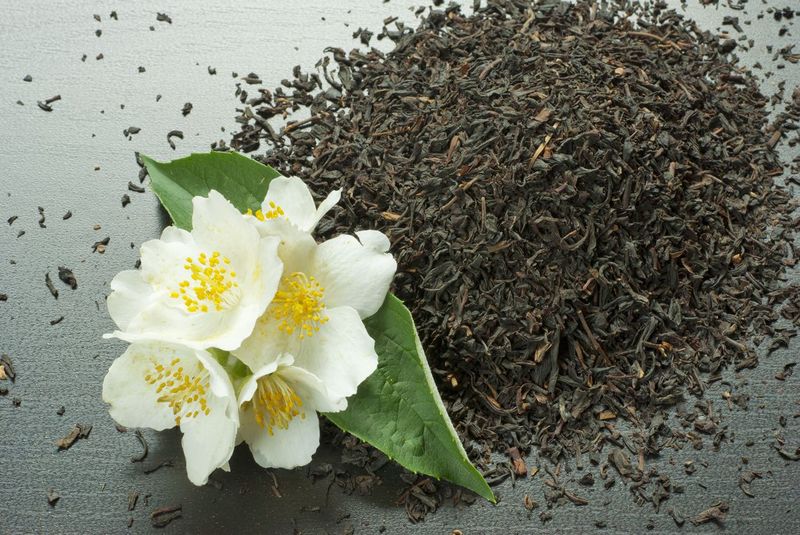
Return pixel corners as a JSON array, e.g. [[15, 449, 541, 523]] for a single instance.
[[140, 152, 280, 230], [326, 295, 495, 503]]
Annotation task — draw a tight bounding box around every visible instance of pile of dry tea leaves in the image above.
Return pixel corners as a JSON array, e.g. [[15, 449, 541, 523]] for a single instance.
[[231, 0, 797, 508]]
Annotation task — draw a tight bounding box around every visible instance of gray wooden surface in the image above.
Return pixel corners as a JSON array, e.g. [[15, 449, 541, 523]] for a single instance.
[[1, 1, 798, 533]]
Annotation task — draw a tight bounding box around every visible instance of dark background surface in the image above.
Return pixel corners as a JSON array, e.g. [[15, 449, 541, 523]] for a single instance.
[[1, 1, 798, 533]]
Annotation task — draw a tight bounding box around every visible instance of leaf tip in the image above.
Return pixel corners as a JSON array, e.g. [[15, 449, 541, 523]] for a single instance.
[[469, 477, 496, 503]]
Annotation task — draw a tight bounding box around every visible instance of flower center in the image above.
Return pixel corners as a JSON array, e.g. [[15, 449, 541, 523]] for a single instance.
[[249, 374, 305, 435], [144, 357, 211, 426], [170, 251, 239, 313], [247, 201, 285, 222], [271, 272, 328, 338]]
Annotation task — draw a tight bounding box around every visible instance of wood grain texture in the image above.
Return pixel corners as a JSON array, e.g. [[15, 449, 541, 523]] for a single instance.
[[0, 1, 798, 533]]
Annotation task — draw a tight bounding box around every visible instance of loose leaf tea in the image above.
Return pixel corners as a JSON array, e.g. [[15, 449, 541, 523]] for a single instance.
[[231, 0, 797, 478]]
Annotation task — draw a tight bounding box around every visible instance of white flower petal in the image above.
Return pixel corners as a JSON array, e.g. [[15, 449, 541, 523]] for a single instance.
[[180, 392, 238, 486], [355, 229, 390, 253], [263, 177, 341, 233], [106, 270, 155, 332], [252, 215, 301, 239], [102, 342, 194, 431], [232, 313, 293, 370], [160, 226, 193, 245], [277, 231, 318, 274], [114, 301, 266, 351], [191, 190, 261, 270], [278, 365, 346, 413], [263, 176, 318, 231], [237, 355, 290, 405], [195, 352, 239, 418], [250, 234, 284, 314], [240, 404, 320, 469], [310, 188, 341, 231], [311, 233, 396, 318], [295, 306, 378, 403], [139, 237, 196, 289], [251, 218, 317, 272]]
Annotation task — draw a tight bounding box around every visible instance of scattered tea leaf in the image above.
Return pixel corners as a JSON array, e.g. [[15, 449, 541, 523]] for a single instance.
[[45, 272, 58, 299], [47, 488, 60, 506], [690, 501, 729, 526], [150, 505, 181, 528], [58, 266, 77, 289], [55, 423, 92, 450]]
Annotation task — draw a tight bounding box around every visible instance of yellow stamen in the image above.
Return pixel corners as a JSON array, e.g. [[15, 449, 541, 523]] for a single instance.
[[145, 356, 211, 425], [271, 272, 328, 338], [170, 250, 238, 313], [246, 374, 305, 436], [246, 201, 285, 222]]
